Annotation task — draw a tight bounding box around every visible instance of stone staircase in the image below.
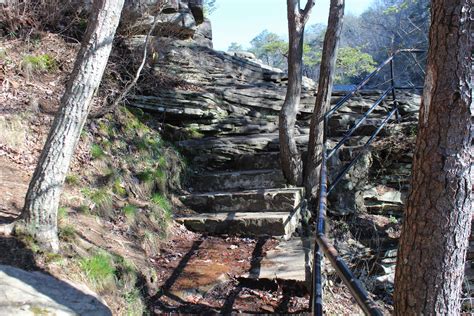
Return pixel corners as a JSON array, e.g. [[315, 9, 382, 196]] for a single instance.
[[123, 25, 473, 300]]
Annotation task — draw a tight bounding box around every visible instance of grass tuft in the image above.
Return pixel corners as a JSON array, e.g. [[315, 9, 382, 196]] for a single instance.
[[151, 193, 171, 213], [65, 174, 80, 186], [79, 252, 116, 291], [122, 204, 138, 221], [90, 143, 105, 159], [58, 206, 68, 221], [20, 54, 58, 79], [59, 225, 76, 242], [83, 188, 113, 216]]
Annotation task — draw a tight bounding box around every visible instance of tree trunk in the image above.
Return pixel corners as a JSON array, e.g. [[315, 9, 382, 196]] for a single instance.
[[21, 0, 125, 252], [279, 0, 314, 186], [393, 0, 472, 314], [304, 0, 344, 200]]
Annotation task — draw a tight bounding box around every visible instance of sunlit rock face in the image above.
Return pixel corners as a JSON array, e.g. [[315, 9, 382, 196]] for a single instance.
[[123, 0, 212, 48]]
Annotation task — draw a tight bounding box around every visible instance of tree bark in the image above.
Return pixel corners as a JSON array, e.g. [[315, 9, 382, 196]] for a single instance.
[[393, 0, 472, 314], [279, 0, 314, 186], [21, 0, 125, 252], [304, 0, 344, 200]]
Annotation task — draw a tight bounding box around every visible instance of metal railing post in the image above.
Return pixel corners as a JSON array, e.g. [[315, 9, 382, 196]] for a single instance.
[[390, 56, 400, 122], [309, 49, 425, 315]]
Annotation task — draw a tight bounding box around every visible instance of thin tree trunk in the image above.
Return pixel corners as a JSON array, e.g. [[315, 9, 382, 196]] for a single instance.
[[279, 0, 314, 186], [305, 0, 344, 200], [393, 1, 472, 314], [21, 0, 125, 252]]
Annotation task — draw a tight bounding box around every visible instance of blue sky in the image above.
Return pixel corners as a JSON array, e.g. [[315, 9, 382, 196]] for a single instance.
[[209, 0, 374, 51]]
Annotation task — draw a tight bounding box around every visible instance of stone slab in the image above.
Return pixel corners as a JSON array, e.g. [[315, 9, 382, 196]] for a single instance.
[[0, 264, 111, 316], [189, 169, 287, 192], [176, 211, 301, 239], [180, 187, 303, 213], [243, 238, 313, 283]]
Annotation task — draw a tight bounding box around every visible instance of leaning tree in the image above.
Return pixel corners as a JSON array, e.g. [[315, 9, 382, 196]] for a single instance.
[[15, 0, 124, 252], [394, 0, 472, 314]]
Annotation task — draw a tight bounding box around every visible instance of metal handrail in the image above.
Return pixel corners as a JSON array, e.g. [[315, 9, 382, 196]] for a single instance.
[[311, 49, 425, 315]]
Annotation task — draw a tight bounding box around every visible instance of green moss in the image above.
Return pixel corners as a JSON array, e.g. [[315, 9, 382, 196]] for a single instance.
[[29, 306, 50, 316], [90, 143, 105, 159], [185, 126, 205, 139]]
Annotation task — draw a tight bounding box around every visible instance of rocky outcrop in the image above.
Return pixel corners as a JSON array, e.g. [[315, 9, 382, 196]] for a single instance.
[[0, 265, 111, 315]]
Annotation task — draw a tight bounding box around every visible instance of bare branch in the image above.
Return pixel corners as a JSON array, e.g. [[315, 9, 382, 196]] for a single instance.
[[300, 0, 315, 25], [90, 3, 163, 118]]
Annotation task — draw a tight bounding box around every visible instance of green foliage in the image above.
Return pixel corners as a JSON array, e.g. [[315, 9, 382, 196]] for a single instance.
[[58, 207, 68, 221], [249, 30, 287, 69], [227, 42, 243, 52], [20, 54, 58, 74], [389, 215, 399, 224], [79, 252, 116, 290], [112, 178, 127, 197], [335, 47, 376, 84], [90, 143, 105, 159]]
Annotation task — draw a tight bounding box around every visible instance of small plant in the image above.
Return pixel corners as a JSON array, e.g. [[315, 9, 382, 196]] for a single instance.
[[113, 178, 127, 197], [77, 204, 90, 214], [389, 215, 399, 224], [79, 252, 116, 291], [58, 206, 68, 221], [185, 126, 205, 139], [83, 188, 113, 216], [44, 252, 63, 264], [65, 174, 80, 186], [90, 143, 105, 159], [59, 225, 76, 242], [151, 193, 171, 213], [20, 54, 58, 79], [122, 204, 137, 220]]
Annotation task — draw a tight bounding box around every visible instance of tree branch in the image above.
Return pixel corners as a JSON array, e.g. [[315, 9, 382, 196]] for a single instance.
[[300, 0, 316, 25]]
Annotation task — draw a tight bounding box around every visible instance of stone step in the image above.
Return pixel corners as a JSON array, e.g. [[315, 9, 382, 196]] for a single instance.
[[176, 210, 301, 239], [242, 238, 312, 285], [180, 187, 303, 213], [192, 151, 281, 171], [188, 169, 287, 192]]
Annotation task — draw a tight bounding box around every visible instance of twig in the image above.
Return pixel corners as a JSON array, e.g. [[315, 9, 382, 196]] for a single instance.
[[90, 5, 162, 118]]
